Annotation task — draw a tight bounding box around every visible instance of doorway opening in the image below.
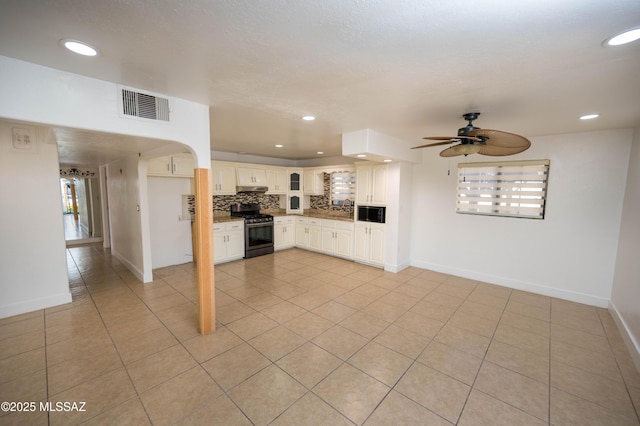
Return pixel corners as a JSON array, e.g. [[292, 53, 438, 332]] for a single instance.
[[60, 177, 103, 246]]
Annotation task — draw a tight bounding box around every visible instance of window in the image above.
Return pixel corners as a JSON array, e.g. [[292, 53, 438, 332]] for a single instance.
[[330, 170, 356, 205], [457, 160, 550, 219]]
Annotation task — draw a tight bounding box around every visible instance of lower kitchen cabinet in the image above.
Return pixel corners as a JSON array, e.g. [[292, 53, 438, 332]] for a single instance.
[[354, 222, 384, 267], [321, 220, 353, 259], [274, 216, 295, 250], [213, 221, 244, 264], [294, 217, 322, 250]]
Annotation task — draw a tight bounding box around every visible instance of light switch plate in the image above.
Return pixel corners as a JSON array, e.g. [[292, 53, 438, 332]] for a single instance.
[[11, 127, 37, 153]]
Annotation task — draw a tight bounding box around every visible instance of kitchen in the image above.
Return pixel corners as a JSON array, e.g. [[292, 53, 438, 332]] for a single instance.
[[147, 156, 394, 270]]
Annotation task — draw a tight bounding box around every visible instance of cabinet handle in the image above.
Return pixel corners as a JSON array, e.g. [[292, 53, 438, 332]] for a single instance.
[[173, 163, 176, 173]]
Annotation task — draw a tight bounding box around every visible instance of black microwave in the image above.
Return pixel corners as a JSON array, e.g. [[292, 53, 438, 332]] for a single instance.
[[357, 205, 386, 223]]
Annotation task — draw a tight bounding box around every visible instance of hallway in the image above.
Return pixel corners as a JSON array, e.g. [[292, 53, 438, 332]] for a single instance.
[[0, 244, 638, 425]]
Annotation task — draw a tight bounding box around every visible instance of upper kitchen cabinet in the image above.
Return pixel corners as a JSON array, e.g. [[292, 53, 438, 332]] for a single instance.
[[303, 169, 324, 195], [356, 163, 388, 205], [211, 162, 236, 195], [236, 167, 267, 186], [266, 168, 287, 194], [147, 154, 194, 178]]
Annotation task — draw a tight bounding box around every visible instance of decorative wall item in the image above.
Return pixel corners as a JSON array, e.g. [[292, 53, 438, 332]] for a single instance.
[[60, 167, 96, 177]]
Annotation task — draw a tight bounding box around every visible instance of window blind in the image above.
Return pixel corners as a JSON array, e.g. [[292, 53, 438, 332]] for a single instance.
[[331, 170, 356, 205], [457, 160, 550, 219]]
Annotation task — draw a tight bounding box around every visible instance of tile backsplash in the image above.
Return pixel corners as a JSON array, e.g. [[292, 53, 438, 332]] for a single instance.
[[184, 173, 351, 219]]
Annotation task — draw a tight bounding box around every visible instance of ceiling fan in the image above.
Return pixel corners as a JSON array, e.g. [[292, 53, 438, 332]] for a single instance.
[[412, 112, 531, 157]]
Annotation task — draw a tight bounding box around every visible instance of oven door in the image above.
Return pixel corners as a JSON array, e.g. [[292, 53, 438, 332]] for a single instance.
[[245, 221, 274, 257]]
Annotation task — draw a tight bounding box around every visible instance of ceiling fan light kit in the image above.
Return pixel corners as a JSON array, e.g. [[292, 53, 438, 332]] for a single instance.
[[412, 112, 532, 157]]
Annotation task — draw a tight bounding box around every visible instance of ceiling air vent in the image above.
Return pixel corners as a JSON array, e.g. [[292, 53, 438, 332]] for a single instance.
[[121, 89, 170, 121]]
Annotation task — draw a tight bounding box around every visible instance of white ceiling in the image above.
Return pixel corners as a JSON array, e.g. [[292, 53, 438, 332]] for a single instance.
[[1, 0, 639, 164]]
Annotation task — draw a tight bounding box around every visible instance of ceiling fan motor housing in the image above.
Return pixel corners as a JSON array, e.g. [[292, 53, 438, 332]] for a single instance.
[[457, 112, 481, 143]]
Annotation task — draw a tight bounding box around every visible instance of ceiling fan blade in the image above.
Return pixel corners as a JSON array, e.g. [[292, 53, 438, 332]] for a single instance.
[[423, 135, 481, 141], [411, 140, 455, 149], [439, 146, 466, 157], [477, 144, 530, 156], [468, 129, 531, 148]]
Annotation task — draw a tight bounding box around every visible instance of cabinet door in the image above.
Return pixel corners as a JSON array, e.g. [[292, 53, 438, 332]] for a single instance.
[[283, 223, 295, 247], [303, 170, 323, 195], [288, 170, 301, 191], [236, 167, 266, 185], [353, 223, 369, 262], [295, 223, 308, 247], [266, 169, 287, 194], [147, 156, 172, 176], [274, 223, 286, 249], [213, 227, 226, 263], [226, 229, 245, 259], [171, 155, 195, 177], [213, 165, 236, 194], [369, 224, 385, 266], [335, 228, 353, 259], [321, 227, 335, 254], [356, 166, 371, 204], [308, 225, 322, 250], [371, 164, 388, 204]]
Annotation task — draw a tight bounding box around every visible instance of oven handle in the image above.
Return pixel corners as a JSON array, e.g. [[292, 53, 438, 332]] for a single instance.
[[244, 222, 274, 229]]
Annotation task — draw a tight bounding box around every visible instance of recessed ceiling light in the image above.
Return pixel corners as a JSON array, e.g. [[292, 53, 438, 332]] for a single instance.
[[60, 39, 98, 56], [604, 28, 640, 46], [579, 114, 599, 120], [317, 151, 324, 155], [302, 116, 315, 121], [356, 154, 367, 158], [275, 144, 283, 148]]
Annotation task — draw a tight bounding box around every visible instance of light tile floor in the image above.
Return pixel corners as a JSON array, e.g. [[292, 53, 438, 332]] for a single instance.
[[1, 244, 639, 425]]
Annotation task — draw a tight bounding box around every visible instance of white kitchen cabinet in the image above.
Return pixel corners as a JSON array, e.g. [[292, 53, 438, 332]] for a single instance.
[[354, 222, 384, 267], [295, 217, 309, 247], [304, 169, 324, 195], [356, 163, 387, 205], [294, 217, 322, 249], [308, 218, 323, 251], [274, 216, 295, 250], [213, 221, 244, 264], [321, 220, 353, 259], [147, 154, 195, 178], [266, 168, 287, 194], [236, 167, 267, 186], [286, 169, 304, 214], [211, 163, 237, 195]]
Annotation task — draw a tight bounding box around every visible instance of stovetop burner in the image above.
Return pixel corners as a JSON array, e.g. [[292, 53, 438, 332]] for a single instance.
[[230, 203, 273, 223]]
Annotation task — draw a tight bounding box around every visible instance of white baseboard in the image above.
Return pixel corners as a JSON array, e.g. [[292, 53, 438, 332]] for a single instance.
[[608, 301, 640, 373], [112, 249, 149, 283], [384, 260, 411, 273], [410, 260, 609, 308], [0, 292, 72, 319]]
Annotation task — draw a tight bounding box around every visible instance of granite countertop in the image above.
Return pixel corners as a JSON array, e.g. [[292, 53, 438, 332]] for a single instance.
[[212, 209, 354, 223]]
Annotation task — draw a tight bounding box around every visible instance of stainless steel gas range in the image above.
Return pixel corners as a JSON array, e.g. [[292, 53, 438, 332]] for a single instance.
[[230, 203, 274, 258]]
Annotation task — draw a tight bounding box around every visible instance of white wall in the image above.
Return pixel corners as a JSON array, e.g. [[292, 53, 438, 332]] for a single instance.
[[0, 122, 71, 318], [148, 176, 194, 268], [410, 128, 632, 307], [610, 125, 640, 371], [106, 156, 147, 281]]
